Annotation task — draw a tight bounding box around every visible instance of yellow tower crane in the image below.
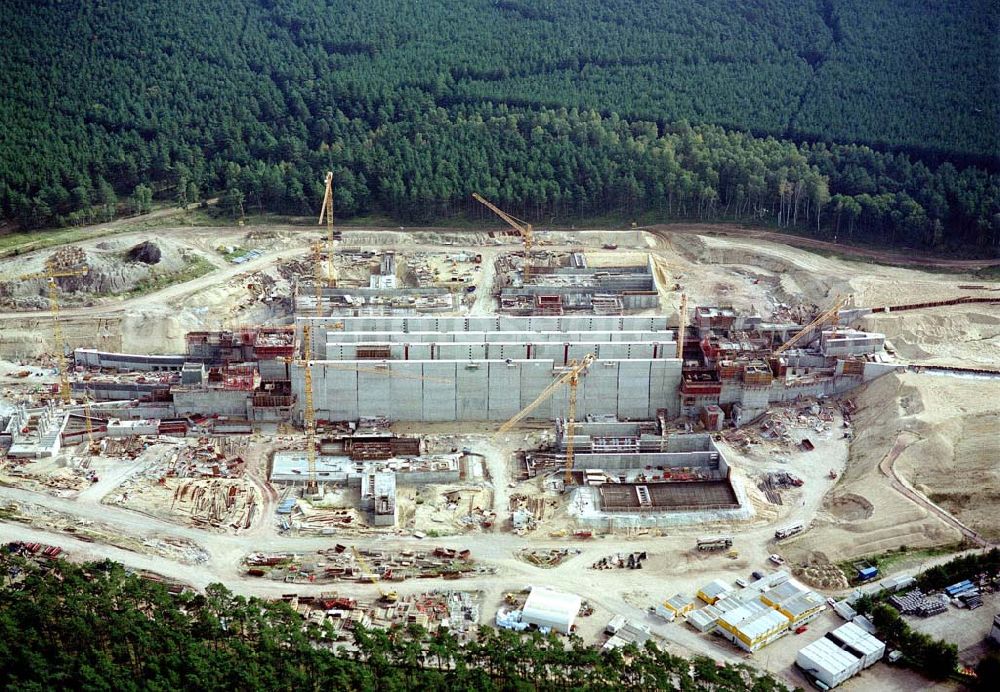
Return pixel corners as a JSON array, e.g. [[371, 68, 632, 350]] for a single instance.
[[676, 293, 687, 360], [773, 295, 847, 355], [310, 241, 324, 318], [472, 193, 534, 281], [318, 171, 339, 288], [498, 353, 595, 486], [298, 323, 319, 496], [78, 388, 100, 455], [12, 266, 89, 402]]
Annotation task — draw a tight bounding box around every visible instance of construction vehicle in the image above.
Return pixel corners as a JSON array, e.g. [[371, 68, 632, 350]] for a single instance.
[[472, 193, 533, 279], [498, 353, 595, 485], [773, 295, 847, 355], [318, 171, 340, 287], [774, 523, 804, 540], [9, 265, 90, 402], [352, 546, 398, 603], [696, 536, 734, 551]]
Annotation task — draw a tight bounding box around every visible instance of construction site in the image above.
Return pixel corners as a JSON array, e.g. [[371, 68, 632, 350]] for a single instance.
[[1, 179, 998, 688]]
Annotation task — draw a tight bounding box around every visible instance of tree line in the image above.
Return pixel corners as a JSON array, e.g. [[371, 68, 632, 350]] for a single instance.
[[0, 1, 997, 252], [0, 554, 789, 691], [852, 549, 1000, 682]]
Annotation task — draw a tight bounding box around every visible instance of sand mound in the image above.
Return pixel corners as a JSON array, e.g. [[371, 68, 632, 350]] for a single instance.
[[792, 551, 851, 590], [0, 237, 196, 308], [784, 372, 993, 563], [862, 308, 1000, 367]]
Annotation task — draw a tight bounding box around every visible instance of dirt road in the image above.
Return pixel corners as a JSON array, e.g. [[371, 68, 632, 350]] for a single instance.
[[644, 223, 1000, 270], [878, 432, 990, 547]]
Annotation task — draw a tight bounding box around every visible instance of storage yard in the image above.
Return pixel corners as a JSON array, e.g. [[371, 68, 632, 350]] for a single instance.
[[0, 209, 998, 687]]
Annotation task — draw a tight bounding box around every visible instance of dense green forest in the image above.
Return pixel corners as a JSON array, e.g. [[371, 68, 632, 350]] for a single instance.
[[0, 555, 790, 690], [1, 1, 998, 251]]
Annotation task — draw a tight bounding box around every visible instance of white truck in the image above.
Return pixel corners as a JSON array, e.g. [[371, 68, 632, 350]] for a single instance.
[[774, 524, 804, 540], [697, 536, 734, 551]]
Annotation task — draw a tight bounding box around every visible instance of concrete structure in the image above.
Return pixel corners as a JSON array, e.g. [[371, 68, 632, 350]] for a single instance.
[[360, 471, 397, 526], [521, 587, 583, 634], [990, 613, 1000, 645], [106, 419, 159, 437], [796, 622, 885, 688], [295, 315, 681, 422], [497, 253, 659, 315], [558, 431, 753, 528], [270, 451, 461, 486], [819, 329, 886, 357], [74, 348, 186, 372], [296, 286, 455, 315], [69, 298, 900, 430], [6, 404, 65, 458]]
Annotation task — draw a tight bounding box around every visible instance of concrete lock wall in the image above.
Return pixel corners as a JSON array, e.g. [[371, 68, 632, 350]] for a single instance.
[[299, 315, 675, 357], [74, 348, 186, 372], [173, 389, 251, 417], [293, 315, 682, 423], [293, 358, 683, 422], [323, 329, 672, 345]]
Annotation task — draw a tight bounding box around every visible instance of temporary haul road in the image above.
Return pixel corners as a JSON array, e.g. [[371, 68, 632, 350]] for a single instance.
[[645, 223, 1000, 271], [3, 210, 997, 322]]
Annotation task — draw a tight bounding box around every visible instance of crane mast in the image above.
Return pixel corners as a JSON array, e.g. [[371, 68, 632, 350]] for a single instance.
[[472, 193, 534, 280], [311, 241, 324, 318], [300, 323, 318, 495], [498, 353, 595, 486], [676, 293, 687, 361], [564, 366, 581, 486], [318, 171, 339, 288], [11, 266, 89, 403]]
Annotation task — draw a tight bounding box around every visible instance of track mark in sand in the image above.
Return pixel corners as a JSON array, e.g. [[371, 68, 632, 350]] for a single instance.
[[878, 432, 989, 547]]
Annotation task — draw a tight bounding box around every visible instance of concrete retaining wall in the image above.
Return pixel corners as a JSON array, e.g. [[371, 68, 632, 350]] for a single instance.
[[74, 348, 186, 372], [294, 358, 683, 423]]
